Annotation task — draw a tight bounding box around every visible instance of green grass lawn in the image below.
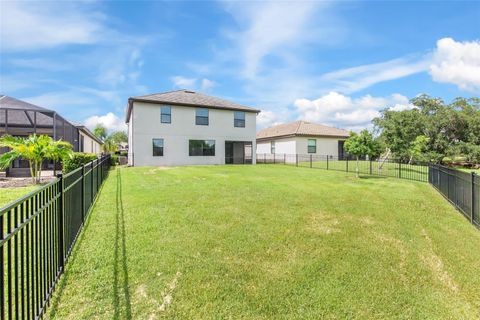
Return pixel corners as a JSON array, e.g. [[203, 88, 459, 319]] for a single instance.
[[47, 165, 480, 319], [0, 186, 39, 208]]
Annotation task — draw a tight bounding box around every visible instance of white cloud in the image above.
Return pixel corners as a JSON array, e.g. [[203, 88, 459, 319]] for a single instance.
[[171, 76, 197, 88], [170, 76, 217, 92], [257, 110, 286, 129], [201, 78, 216, 91], [321, 56, 430, 94], [84, 112, 127, 132], [0, 1, 105, 51], [221, 1, 333, 79], [429, 37, 480, 93], [294, 92, 414, 131]]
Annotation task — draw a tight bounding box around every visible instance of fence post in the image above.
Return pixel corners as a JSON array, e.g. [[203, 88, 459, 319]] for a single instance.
[[81, 165, 85, 221], [327, 155, 329, 170], [370, 159, 372, 175], [264, 153, 266, 164], [346, 157, 349, 172], [284, 153, 286, 164], [471, 172, 475, 224], [91, 161, 94, 204], [56, 173, 65, 271], [274, 153, 276, 164], [296, 154, 298, 167], [399, 162, 402, 179], [310, 154, 312, 168]]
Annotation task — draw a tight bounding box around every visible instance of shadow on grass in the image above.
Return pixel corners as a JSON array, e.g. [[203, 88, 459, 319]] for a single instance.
[[113, 168, 132, 319], [359, 175, 388, 180], [48, 172, 109, 317]]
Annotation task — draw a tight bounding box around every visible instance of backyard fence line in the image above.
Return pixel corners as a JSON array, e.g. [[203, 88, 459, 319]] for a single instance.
[[0, 155, 111, 320], [429, 164, 479, 229], [256, 153, 429, 182]]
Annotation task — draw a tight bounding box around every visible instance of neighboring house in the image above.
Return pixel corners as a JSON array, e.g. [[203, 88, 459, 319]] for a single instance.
[[0, 95, 83, 176], [73, 124, 103, 155], [256, 120, 350, 159], [125, 89, 260, 166]]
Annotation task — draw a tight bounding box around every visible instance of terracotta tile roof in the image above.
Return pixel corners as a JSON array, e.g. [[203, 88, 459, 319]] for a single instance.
[[126, 89, 260, 123], [257, 120, 350, 139]]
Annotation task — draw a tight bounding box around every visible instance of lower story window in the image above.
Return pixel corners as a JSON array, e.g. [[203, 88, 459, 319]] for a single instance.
[[152, 138, 164, 156], [308, 139, 316, 153], [189, 140, 215, 156]]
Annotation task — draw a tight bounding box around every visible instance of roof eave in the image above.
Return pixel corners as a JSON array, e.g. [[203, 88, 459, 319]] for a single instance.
[[128, 97, 261, 114]]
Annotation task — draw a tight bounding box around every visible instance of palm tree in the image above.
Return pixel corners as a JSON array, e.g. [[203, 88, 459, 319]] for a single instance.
[[0, 134, 73, 184]]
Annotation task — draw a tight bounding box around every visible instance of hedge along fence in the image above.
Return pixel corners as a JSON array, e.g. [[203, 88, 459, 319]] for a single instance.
[[256, 153, 429, 182], [0, 155, 110, 319]]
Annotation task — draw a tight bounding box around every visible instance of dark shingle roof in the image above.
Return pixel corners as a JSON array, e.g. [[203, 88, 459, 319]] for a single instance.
[[257, 120, 350, 140], [125, 89, 260, 123]]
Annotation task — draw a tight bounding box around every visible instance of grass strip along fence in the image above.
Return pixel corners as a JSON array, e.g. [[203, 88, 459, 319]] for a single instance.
[[257, 153, 429, 182], [0, 155, 110, 319], [429, 164, 479, 228]]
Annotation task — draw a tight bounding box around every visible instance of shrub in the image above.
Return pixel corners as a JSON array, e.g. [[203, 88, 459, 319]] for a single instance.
[[110, 154, 119, 166], [63, 153, 97, 173]]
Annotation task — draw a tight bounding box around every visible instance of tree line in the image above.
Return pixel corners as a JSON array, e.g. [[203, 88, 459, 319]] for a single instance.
[[345, 95, 480, 166]]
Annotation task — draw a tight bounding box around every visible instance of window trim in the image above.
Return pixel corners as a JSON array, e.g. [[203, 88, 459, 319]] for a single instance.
[[308, 139, 316, 154], [189, 139, 215, 156], [152, 138, 164, 156], [195, 108, 209, 126], [234, 111, 245, 128], [160, 106, 171, 124]]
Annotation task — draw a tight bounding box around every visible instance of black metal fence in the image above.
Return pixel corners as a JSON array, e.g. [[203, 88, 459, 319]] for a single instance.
[[429, 165, 479, 228], [0, 155, 111, 319], [256, 153, 429, 182]]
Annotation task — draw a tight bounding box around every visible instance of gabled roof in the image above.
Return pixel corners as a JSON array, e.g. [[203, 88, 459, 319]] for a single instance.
[[257, 120, 350, 140], [125, 89, 260, 123], [70, 121, 103, 145]]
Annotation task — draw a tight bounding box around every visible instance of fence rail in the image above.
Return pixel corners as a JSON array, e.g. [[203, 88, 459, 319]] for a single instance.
[[256, 153, 429, 182], [429, 164, 479, 228], [0, 155, 111, 319]]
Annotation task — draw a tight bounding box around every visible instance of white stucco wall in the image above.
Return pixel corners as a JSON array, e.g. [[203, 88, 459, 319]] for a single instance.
[[256, 136, 346, 158], [79, 131, 102, 155], [295, 137, 345, 156], [130, 102, 257, 166], [128, 115, 133, 166]]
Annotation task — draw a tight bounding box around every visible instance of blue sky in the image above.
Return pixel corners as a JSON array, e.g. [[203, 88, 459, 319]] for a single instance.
[[1, 0, 479, 132]]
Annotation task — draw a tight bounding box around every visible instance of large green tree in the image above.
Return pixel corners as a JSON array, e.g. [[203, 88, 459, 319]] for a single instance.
[[344, 130, 383, 177], [108, 131, 127, 144], [93, 124, 107, 141], [373, 95, 480, 163], [0, 135, 73, 184]]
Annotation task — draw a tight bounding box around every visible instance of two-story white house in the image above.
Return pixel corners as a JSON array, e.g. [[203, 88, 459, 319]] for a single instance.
[[125, 90, 260, 166]]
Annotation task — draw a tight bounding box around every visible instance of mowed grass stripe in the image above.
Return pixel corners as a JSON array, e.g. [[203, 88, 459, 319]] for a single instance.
[[47, 165, 480, 319]]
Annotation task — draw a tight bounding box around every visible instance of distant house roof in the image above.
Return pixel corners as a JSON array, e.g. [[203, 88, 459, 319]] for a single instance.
[[257, 120, 350, 140], [125, 89, 260, 123], [71, 122, 103, 145]]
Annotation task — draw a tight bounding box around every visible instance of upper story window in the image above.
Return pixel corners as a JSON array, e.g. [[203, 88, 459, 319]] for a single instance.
[[161, 106, 171, 123], [308, 139, 316, 153], [195, 108, 209, 126], [234, 111, 245, 128], [152, 138, 164, 156], [271, 141, 275, 154]]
